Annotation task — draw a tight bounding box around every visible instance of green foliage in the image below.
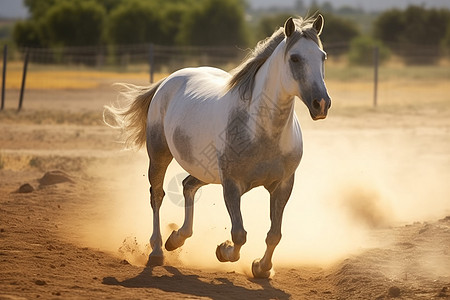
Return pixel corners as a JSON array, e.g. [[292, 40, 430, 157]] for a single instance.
[[254, 12, 360, 53], [17, 0, 249, 48], [97, 0, 128, 13], [16, 0, 106, 48], [320, 13, 360, 45], [403, 6, 449, 46], [442, 23, 450, 56], [108, 0, 164, 45], [348, 36, 390, 66], [373, 9, 405, 43], [44, 1, 106, 47], [177, 0, 249, 46], [13, 20, 46, 47], [256, 13, 291, 41], [24, 0, 60, 19], [160, 3, 191, 45], [0, 23, 13, 40], [374, 6, 450, 64]]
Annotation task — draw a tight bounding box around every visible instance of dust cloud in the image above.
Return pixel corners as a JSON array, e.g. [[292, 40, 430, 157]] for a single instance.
[[76, 124, 450, 274]]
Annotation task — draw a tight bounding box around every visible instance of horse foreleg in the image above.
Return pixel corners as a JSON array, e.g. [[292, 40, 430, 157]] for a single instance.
[[216, 179, 246, 263], [165, 175, 206, 251], [252, 175, 294, 278]]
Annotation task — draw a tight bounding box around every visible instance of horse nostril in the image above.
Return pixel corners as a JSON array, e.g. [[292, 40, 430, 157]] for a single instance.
[[312, 99, 320, 111]]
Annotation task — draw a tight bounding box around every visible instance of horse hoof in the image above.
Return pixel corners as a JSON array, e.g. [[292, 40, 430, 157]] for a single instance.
[[252, 259, 271, 279], [216, 240, 239, 262], [165, 230, 183, 251], [216, 244, 227, 262], [147, 255, 164, 266]]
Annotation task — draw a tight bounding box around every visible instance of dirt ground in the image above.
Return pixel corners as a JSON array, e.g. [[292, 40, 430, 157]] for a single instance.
[[1, 78, 450, 299]]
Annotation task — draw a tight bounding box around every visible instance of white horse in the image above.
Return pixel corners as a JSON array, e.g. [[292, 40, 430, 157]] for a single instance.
[[105, 15, 331, 278]]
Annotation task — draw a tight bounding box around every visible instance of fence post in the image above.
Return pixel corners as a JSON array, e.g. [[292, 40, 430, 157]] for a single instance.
[[373, 46, 379, 108], [149, 44, 154, 83], [18, 50, 30, 112], [1, 44, 7, 111]]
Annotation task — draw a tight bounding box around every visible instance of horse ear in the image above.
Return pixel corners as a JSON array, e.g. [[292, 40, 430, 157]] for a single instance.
[[284, 17, 295, 37], [313, 14, 324, 36]]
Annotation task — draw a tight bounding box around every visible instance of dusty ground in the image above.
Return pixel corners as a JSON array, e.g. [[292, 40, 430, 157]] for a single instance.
[[1, 77, 450, 299]]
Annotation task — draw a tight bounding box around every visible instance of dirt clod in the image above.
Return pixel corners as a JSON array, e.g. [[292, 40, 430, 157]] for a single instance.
[[437, 286, 448, 297], [17, 183, 34, 193], [34, 279, 47, 286], [388, 286, 401, 297]]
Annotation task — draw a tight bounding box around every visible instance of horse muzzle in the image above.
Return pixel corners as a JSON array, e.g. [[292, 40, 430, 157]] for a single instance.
[[310, 97, 331, 120]]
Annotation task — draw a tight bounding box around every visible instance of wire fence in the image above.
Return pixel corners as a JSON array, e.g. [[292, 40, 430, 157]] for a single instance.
[[12, 41, 449, 72], [1, 42, 449, 112], [19, 44, 247, 72]]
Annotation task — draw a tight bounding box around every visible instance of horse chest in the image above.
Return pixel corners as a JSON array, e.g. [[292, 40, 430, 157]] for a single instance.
[[219, 134, 302, 187]]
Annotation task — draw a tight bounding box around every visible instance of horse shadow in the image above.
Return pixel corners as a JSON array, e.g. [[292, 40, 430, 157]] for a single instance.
[[103, 265, 290, 300]]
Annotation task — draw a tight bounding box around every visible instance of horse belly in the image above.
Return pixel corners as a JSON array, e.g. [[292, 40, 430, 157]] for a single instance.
[[165, 110, 224, 184], [169, 136, 222, 184]]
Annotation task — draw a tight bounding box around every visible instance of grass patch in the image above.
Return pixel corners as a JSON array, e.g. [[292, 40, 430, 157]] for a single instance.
[[4, 62, 168, 90], [5, 69, 151, 90], [3, 60, 448, 90], [0, 109, 103, 125], [325, 61, 450, 82]]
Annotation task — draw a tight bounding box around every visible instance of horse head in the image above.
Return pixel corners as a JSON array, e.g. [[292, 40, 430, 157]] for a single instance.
[[283, 15, 331, 120]]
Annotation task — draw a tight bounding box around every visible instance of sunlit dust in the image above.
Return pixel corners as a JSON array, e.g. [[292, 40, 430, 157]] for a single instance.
[[72, 115, 450, 274]]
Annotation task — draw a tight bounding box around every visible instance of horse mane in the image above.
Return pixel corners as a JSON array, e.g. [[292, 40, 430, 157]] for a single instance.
[[227, 16, 322, 101]]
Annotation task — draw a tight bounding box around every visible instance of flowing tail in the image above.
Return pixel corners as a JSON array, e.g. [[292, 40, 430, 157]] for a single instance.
[[103, 78, 165, 149]]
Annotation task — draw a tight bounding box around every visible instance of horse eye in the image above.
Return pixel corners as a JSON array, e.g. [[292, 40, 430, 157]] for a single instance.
[[290, 55, 300, 63]]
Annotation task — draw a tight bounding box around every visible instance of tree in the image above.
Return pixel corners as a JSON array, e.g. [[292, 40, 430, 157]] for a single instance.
[[18, 0, 250, 48], [256, 13, 292, 42], [320, 13, 360, 45], [16, 0, 106, 48], [442, 22, 450, 56], [177, 0, 249, 46], [23, 0, 59, 19], [160, 2, 191, 46], [13, 20, 46, 47], [373, 9, 405, 43], [374, 6, 450, 64], [108, 0, 165, 45], [16, 0, 60, 47], [44, 1, 106, 47], [319, 13, 360, 57], [348, 36, 390, 66]]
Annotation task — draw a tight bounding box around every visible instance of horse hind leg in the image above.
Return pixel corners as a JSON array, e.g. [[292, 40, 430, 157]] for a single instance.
[[165, 175, 207, 251], [147, 161, 171, 266], [147, 125, 173, 266]]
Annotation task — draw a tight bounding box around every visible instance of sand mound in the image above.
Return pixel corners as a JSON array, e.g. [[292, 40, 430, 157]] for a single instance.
[[38, 170, 74, 186]]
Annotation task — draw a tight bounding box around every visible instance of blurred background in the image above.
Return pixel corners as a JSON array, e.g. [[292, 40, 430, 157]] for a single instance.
[[0, 0, 449, 111]]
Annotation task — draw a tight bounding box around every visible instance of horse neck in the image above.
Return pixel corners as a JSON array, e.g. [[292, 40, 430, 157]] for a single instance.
[[248, 48, 295, 137]]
